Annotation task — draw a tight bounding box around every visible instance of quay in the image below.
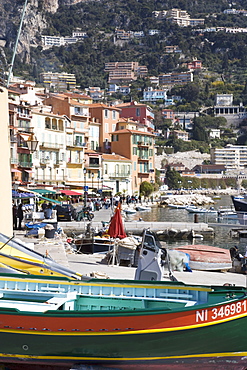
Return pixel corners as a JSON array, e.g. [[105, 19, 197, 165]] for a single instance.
[[62, 220, 214, 240], [60, 205, 215, 240], [12, 205, 247, 287]]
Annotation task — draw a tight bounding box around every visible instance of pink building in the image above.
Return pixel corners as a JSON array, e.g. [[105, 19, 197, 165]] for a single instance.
[[116, 101, 154, 131]]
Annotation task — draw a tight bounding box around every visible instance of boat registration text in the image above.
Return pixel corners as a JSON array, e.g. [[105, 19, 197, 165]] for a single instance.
[[196, 300, 247, 322]]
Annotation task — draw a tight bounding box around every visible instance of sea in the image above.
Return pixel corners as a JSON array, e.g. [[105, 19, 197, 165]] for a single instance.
[[126, 194, 247, 256]]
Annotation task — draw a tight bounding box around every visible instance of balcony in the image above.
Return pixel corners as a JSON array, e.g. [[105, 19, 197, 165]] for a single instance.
[[138, 156, 149, 161], [18, 126, 33, 133], [68, 159, 83, 164], [137, 141, 149, 147], [10, 136, 18, 143], [74, 141, 86, 147], [17, 113, 32, 120], [36, 176, 65, 182], [87, 163, 100, 168], [108, 172, 130, 178], [19, 161, 33, 168], [41, 142, 63, 149]]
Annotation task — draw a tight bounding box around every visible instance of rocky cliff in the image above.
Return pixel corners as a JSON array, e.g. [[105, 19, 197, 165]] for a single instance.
[[0, 0, 85, 64]]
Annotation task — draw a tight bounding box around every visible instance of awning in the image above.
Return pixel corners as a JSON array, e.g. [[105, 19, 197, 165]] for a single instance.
[[37, 195, 61, 205], [31, 189, 57, 195], [61, 190, 82, 196], [24, 170, 34, 173], [11, 169, 21, 173], [12, 190, 35, 198], [19, 133, 31, 141]]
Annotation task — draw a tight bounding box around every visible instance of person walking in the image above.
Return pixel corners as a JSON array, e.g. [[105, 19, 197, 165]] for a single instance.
[[17, 203, 24, 230], [12, 204, 18, 230]]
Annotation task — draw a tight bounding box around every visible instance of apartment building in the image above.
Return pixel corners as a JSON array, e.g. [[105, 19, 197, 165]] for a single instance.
[[166, 8, 205, 26], [105, 62, 148, 83], [31, 107, 67, 186], [8, 92, 34, 184], [116, 101, 155, 131], [210, 145, 247, 170], [88, 103, 121, 153], [43, 93, 92, 185], [159, 72, 193, 86], [101, 153, 132, 195], [111, 127, 155, 194], [142, 87, 168, 103], [40, 72, 76, 91]]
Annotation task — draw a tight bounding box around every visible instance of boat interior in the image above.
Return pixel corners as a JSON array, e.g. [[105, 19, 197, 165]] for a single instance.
[[0, 275, 244, 313]]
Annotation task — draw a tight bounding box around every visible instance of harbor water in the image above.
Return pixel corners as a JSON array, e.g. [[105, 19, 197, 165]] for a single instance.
[[126, 195, 247, 255]]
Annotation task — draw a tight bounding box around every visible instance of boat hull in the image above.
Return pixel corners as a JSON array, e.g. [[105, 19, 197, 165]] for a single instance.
[[175, 244, 232, 271], [75, 238, 114, 254], [0, 298, 247, 367]]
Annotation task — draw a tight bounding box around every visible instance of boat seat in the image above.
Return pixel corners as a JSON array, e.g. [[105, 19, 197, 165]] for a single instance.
[[159, 292, 194, 299]]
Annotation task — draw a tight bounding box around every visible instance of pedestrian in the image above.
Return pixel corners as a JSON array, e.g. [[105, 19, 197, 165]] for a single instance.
[[41, 202, 47, 211], [17, 203, 24, 230], [44, 203, 53, 219], [12, 204, 18, 230]]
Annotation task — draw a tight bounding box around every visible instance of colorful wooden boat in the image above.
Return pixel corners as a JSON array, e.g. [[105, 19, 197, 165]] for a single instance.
[[174, 244, 232, 271], [0, 233, 81, 279], [0, 273, 246, 368]]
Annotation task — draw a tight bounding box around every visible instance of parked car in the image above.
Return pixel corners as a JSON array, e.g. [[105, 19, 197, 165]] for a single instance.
[[54, 204, 76, 221]]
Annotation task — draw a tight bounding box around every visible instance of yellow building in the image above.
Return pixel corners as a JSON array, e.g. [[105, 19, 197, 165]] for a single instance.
[[111, 127, 155, 194]]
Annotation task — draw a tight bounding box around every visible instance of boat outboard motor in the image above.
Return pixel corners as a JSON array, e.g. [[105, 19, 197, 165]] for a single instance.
[[135, 229, 166, 281]]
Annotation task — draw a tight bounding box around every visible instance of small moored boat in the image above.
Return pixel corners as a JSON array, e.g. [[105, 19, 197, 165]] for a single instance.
[[174, 244, 232, 271]]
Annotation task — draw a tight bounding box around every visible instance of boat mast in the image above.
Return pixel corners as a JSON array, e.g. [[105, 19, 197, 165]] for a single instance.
[[6, 0, 28, 87]]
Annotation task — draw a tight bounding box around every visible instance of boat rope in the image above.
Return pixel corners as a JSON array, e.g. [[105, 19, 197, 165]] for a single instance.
[[0, 235, 15, 251]]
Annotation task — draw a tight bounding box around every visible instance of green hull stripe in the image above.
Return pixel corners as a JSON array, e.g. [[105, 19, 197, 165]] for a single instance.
[[0, 351, 246, 362], [1, 311, 246, 336]]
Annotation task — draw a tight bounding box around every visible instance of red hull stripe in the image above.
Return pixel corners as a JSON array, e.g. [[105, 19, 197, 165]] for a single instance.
[[0, 310, 246, 336]]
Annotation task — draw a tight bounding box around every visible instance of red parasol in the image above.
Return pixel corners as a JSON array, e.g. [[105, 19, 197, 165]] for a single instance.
[[107, 205, 127, 239]]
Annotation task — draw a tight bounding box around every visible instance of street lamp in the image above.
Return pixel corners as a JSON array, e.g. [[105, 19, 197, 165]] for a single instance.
[[83, 168, 87, 206], [125, 179, 130, 194], [92, 172, 95, 193], [26, 132, 38, 153]]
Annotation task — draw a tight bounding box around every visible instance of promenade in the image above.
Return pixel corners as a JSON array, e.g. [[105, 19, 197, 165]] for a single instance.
[[12, 205, 247, 287]]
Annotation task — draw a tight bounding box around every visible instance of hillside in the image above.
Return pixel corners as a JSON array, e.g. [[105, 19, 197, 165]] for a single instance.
[[155, 150, 210, 170], [2, 0, 247, 89]]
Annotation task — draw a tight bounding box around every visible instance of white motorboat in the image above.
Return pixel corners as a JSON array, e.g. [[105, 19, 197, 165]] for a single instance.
[[136, 205, 152, 212], [186, 206, 217, 214], [123, 208, 137, 215], [167, 204, 187, 209]]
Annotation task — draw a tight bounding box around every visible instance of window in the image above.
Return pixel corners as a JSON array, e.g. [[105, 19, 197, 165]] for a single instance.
[[104, 109, 108, 118], [105, 122, 109, 133], [104, 164, 108, 174], [112, 134, 118, 141], [112, 123, 116, 132], [132, 135, 137, 144], [136, 108, 140, 117], [133, 147, 137, 155], [45, 118, 51, 129], [89, 157, 99, 166], [112, 110, 116, 119]]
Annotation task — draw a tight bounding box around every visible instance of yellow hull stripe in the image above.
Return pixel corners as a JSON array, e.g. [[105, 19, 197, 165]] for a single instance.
[[0, 351, 246, 362], [0, 276, 212, 292], [1, 310, 246, 336]]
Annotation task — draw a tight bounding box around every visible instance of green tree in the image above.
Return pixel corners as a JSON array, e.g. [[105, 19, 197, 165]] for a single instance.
[[165, 166, 182, 189], [140, 181, 154, 197]]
